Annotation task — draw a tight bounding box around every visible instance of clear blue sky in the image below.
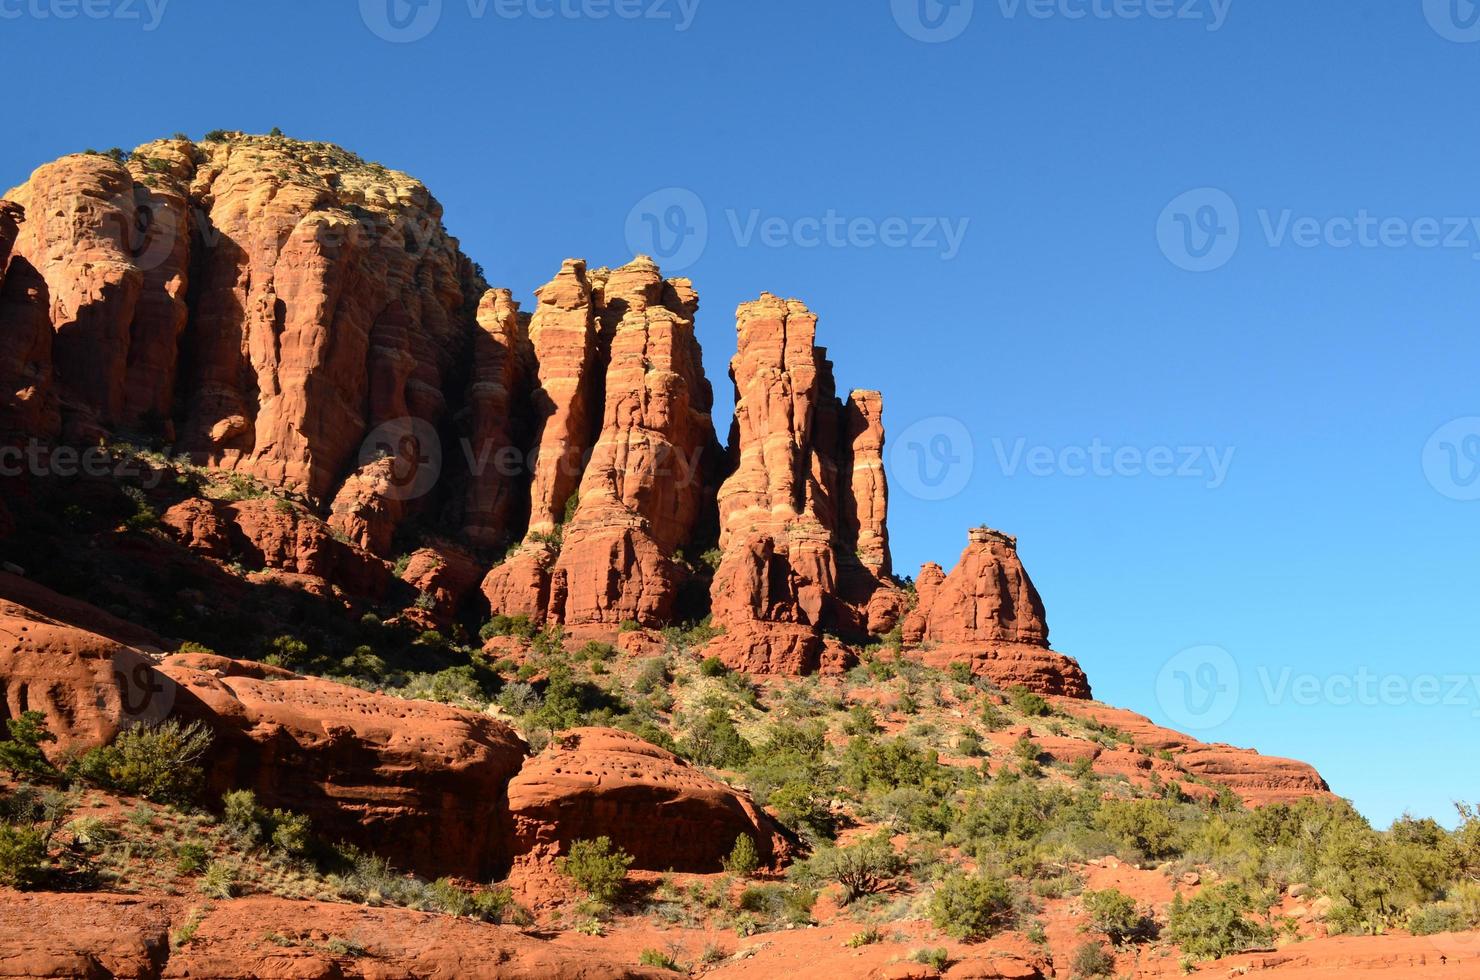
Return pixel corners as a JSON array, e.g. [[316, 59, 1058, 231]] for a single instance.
[[4, 0, 1477, 828]]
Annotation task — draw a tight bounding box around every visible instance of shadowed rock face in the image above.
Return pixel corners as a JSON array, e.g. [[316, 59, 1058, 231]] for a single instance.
[[506, 727, 794, 873]]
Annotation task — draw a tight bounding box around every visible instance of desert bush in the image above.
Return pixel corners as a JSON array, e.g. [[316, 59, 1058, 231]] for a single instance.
[[1007, 685, 1051, 717], [1098, 798, 1182, 862], [0, 823, 46, 888], [929, 870, 1014, 941], [1167, 883, 1273, 960], [678, 708, 752, 769], [558, 837, 633, 905], [1082, 888, 1148, 943], [1070, 941, 1115, 977], [199, 859, 237, 898], [723, 834, 760, 877], [77, 720, 212, 804], [0, 711, 59, 781], [792, 831, 904, 905]]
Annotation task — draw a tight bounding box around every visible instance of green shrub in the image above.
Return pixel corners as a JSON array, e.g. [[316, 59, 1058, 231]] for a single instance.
[[929, 870, 1014, 941], [1070, 941, 1115, 977], [175, 840, 210, 874], [911, 947, 949, 970], [0, 823, 46, 888], [78, 720, 212, 804], [638, 948, 681, 971], [678, 708, 753, 769], [0, 711, 58, 780], [792, 832, 903, 905], [1082, 888, 1145, 943], [699, 656, 728, 677], [1099, 798, 1181, 862], [558, 837, 633, 905], [1167, 884, 1273, 960], [1007, 685, 1051, 717], [723, 834, 760, 877], [199, 859, 237, 898]]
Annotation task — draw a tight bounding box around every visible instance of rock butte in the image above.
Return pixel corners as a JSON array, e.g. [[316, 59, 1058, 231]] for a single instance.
[[0, 133, 1091, 699]]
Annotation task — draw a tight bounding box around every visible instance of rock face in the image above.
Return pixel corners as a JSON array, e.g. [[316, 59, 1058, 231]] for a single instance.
[[461, 288, 531, 548], [0, 893, 662, 980], [0, 585, 528, 881], [482, 257, 721, 628], [1, 136, 483, 554], [0, 200, 21, 288], [903, 527, 1091, 698], [707, 295, 902, 672], [904, 527, 1048, 647], [161, 497, 391, 600], [551, 259, 718, 626], [1054, 701, 1333, 806], [159, 653, 529, 880], [506, 727, 793, 873]]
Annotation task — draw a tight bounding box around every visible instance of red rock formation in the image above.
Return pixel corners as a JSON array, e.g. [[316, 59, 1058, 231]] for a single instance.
[[843, 389, 890, 578], [707, 294, 897, 671], [159, 653, 528, 880], [162, 497, 391, 600], [0, 893, 663, 979], [551, 257, 718, 626], [397, 544, 485, 619], [506, 727, 793, 873], [2, 135, 481, 537], [904, 527, 1048, 647], [0, 200, 21, 288], [900, 526, 1090, 697], [1053, 700, 1333, 805], [462, 288, 531, 548]]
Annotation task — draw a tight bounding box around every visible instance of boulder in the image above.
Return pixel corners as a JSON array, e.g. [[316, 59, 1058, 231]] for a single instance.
[[506, 727, 793, 873]]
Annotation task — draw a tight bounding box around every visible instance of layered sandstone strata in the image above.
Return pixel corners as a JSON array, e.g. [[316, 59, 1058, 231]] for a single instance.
[[481, 257, 721, 627], [1, 136, 482, 555], [706, 294, 901, 670]]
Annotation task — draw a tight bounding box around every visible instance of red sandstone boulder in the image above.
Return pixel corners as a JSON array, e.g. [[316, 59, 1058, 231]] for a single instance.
[[506, 727, 794, 873], [159, 654, 529, 880], [904, 527, 1049, 648], [397, 543, 485, 619], [462, 287, 531, 548]]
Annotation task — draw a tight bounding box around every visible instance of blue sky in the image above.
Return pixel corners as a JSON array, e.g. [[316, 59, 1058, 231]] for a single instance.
[[3, 0, 1477, 827]]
